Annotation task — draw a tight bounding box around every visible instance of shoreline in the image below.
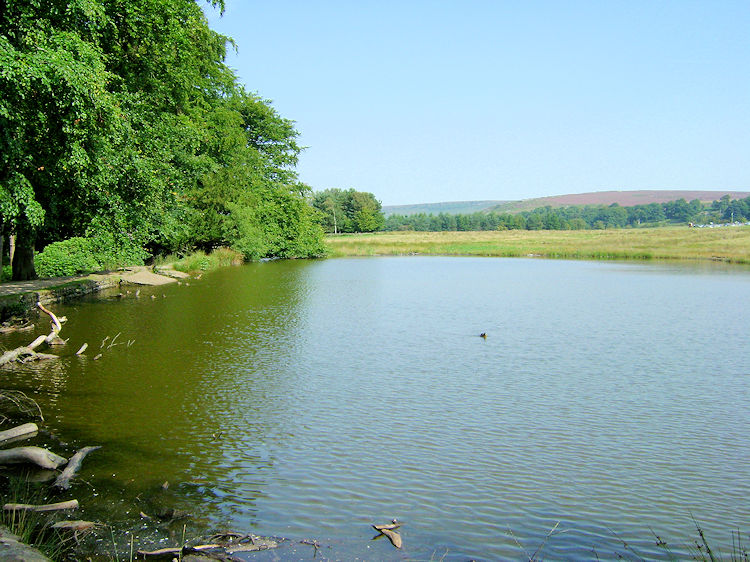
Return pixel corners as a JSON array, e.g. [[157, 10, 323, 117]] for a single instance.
[[0, 266, 190, 322], [325, 227, 750, 264]]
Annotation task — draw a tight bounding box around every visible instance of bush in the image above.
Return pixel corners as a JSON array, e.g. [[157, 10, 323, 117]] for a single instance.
[[35, 238, 101, 277], [35, 232, 150, 278]]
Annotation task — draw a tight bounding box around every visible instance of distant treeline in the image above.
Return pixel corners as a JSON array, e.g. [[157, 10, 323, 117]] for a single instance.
[[384, 195, 750, 232]]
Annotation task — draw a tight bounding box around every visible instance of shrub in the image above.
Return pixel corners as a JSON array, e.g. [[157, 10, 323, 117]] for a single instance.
[[35, 231, 150, 278], [35, 238, 101, 277]]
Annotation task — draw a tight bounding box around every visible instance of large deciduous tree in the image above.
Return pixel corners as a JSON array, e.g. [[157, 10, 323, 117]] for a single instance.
[[0, 0, 324, 279]]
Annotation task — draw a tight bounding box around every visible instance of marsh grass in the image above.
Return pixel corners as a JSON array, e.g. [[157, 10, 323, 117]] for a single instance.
[[167, 248, 244, 274], [326, 227, 750, 264], [0, 475, 68, 560]]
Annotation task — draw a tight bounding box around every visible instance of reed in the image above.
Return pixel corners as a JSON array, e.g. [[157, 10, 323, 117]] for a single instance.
[[169, 248, 244, 273], [326, 227, 750, 264]]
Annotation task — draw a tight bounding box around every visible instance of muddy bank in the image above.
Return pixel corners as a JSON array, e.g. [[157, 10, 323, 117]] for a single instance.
[[0, 525, 50, 561], [0, 266, 189, 322]]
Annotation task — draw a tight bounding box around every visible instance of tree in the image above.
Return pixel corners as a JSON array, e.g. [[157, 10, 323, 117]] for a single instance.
[[1, 0, 325, 277], [312, 188, 385, 233]]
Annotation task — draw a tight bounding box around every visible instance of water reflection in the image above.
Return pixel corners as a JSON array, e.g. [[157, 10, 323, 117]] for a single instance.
[[1, 257, 748, 560]]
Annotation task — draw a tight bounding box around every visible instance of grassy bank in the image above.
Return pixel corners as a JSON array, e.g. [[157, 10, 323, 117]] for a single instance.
[[326, 227, 750, 264], [154, 247, 244, 274]]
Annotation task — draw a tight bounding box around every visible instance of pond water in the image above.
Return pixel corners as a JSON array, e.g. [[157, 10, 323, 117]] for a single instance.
[[3, 257, 750, 560]]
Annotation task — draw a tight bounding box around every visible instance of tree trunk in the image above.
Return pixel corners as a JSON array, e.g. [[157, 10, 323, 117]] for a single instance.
[[8, 234, 14, 270], [11, 222, 36, 281], [0, 218, 4, 282]]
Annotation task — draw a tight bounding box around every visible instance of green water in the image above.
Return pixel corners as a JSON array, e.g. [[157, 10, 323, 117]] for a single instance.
[[2, 257, 749, 560]]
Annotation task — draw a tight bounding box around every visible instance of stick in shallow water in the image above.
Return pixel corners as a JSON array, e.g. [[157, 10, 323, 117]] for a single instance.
[[53, 445, 101, 489]]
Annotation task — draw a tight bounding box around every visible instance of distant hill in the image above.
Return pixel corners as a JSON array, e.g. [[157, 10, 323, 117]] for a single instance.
[[386, 190, 750, 216], [383, 200, 506, 216], [487, 190, 750, 213]]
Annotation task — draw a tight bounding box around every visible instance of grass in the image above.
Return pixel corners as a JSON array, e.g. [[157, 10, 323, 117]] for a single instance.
[[157, 247, 244, 274], [325, 226, 750, 264], [0, 476, 68, 560]]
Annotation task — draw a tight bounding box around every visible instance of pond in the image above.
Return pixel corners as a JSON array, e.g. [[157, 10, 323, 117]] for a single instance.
[[3, 257, 750, 560]]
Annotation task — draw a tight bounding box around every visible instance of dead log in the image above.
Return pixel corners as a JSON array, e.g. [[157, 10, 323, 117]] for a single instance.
[[0, 423, 38, 446], [136, 544, 224, 558], [0, 323, 34, 334], [372, 519, 403, 549], [37, 302, 62, 334], [4, 500, 79, 512], [0, 303, 67, 366], [0, 446, 67, 470], [51, 520, 98, 531], [372, 522, 402, 532], [53, 446, 101, 489], [380, 528, 402, 549]]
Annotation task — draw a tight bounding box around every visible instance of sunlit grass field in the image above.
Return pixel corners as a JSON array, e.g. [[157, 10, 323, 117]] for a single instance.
[[326, 226, 750, 264]]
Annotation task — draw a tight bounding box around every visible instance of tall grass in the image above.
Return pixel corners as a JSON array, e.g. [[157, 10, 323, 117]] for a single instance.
[[326, 227, 750, 264], [0, 476, 67, 560], [164, 248, 244, 274]]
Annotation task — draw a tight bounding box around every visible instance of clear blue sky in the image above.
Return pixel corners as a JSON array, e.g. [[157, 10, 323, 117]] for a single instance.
[[204, 1, 750, 206]]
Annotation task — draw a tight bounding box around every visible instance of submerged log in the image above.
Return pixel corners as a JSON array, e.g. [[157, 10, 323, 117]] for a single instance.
[[4, 500, 79, 512], [51, 520, 97, 531], [136, 544, 223, 558], [0, 423, 38, 446], [0, 322, 34, 334], [0, 446, 67, 470], [53, 445, 101, 489], [372, 519, 403, 549], [380, 528, 402, 549], [372, 522, 401, 532]]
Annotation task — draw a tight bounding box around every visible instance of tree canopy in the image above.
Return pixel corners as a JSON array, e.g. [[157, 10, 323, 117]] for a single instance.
[[0, 0, 325, 279], [311, 188, 385, 233], [384, 195, 750, 232]]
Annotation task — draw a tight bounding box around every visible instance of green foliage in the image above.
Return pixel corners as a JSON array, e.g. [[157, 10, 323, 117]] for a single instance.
[[384, 195, 750, 232], [311, 188, 385, 233], [35, 227, 149, 278], [35, 237, 99, 277], [1, 0, 326, 279]]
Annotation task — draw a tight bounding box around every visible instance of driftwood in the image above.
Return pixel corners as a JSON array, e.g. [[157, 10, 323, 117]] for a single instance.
[[0, 322, 34, 334], [379, 528, 402, 549], [372, 522, 401, 532], [136, 544, 225, 558], [53, 445, 101, 489], [0, 303, 67, 366], [4, 499, 79, 512], [51, 520, 98, 531], [0, 423, 38, 446], [372, 520, 403, 549], [0, 446, 67, 470]]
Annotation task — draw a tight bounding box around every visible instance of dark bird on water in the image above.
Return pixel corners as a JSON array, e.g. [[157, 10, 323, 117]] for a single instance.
[[479, 332, 487, 339]]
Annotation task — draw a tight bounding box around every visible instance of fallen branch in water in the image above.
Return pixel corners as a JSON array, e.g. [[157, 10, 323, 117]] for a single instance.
[[53, 445, 101, 489], [0, 303, 67, 366], [372, 519, 403, 549], [51, 520, 98, 532], [0, 391, 44, 423], [136, 544, 227, 559], [0, 446, 67, 470], [0, 423, 38, 446], [0, 322, 34, 334], [3, 499, 79, 512]]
